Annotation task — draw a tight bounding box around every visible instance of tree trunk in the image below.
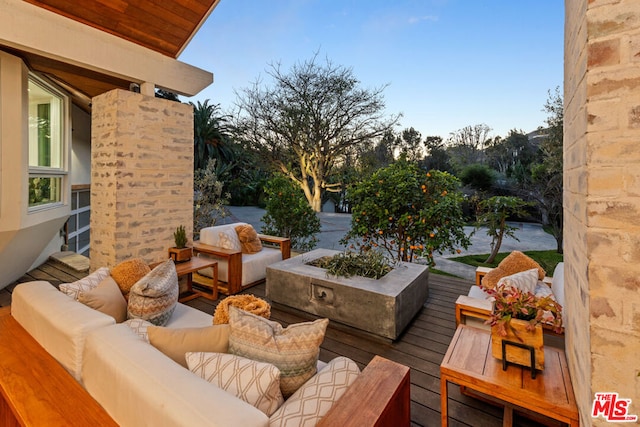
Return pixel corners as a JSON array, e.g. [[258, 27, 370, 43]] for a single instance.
[[485, 218, 506, 264]]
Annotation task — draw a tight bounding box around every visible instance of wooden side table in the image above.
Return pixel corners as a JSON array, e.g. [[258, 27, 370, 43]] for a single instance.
[[151, 257, 218, 302], [440, 325, 579, 427]]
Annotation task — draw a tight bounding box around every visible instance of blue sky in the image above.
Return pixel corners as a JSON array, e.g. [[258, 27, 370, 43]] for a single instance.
[[180, 1, 564, 140]]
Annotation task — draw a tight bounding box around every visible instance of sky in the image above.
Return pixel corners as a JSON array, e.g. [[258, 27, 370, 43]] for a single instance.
[[180, 0, 564, 140]]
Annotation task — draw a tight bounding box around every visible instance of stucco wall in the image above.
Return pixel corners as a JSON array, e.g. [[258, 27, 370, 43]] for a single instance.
[[565, 0, 640, 424], [71, 104, 92, 186], [90, 89, 194, 270]]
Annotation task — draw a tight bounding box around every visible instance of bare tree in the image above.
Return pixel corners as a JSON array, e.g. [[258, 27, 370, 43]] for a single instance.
[[234, 55, 400, 212], [446, 123, 492, 170]]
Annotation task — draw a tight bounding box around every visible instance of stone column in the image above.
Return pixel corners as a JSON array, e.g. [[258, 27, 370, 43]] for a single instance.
[[90, 89, 193, 270], [565, 0, 640, 424]]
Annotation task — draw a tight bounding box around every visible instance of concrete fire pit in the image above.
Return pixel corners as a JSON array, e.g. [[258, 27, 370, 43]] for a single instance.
[[266, 248, 429, 340]]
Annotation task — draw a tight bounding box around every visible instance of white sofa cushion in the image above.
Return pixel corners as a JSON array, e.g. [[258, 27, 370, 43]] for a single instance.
[[11, 281, 115, 382], [83, 324, 269, 427]]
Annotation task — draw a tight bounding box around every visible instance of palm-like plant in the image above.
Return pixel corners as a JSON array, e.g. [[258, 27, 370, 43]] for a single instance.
[[191, 100, 234, 170]]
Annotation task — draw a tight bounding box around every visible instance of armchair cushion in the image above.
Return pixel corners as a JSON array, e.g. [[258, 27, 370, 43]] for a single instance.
[[218, 228, 243, 251]]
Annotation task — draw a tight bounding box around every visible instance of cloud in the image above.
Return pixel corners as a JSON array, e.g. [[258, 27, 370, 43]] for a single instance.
[[408, 15, 439, 24]]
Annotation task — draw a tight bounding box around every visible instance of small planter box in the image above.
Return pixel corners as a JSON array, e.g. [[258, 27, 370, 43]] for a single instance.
[[168, 247, 192, 263], [491, 318, 544, 371], [266, 248, 429, 340]]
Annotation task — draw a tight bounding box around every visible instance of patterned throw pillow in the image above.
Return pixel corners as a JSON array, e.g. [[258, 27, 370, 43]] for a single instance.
[[269, 357, 361, 426], [496, 268, 539, 294], [228, 306, 329, 398], [218, 228, 242, 252], [124, 318, 154, 342], [186, 352, 284, 416], [78, 276, 128, 323], [147, 325, 230, 368], [235, 224, 263, 254], [59, 267, 111, 300], [127, 259, 178, 326], [110, 258, 151, 296]]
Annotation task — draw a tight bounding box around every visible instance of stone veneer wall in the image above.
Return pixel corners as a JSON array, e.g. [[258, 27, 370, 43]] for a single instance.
[[90, 89, 194, 270], [565, 0, 640, 425]]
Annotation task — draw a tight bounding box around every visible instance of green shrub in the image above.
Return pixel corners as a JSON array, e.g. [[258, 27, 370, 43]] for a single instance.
[[193, 158, 230, 239], [459, 163, 496, 191], [310, 251, 394, 279], [261, 175, 321, 252]]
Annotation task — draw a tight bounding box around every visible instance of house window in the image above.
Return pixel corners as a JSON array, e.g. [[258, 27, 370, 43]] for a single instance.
[[28, 76, 67, 209]]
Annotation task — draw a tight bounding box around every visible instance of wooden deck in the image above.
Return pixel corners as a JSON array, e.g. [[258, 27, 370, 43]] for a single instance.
[[3, 260, 564, 427]]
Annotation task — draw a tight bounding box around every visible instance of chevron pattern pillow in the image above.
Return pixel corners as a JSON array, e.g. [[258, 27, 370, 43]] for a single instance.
[[228, 306, 329, 398], [269, 357, 360, 426], [186, 352, 284, 416], [59, 267, 110, 300], [127, 259, 178, 326]]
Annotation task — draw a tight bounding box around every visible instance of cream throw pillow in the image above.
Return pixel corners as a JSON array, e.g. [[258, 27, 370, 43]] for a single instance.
[[186, 352, 284, 416], [269, 357, 361, 426], [59, 267, 110, 300], [228, 306, 329, 398], [497, 268, 539, 294], [147, 325, 230, 367], [78, 276, 128, 323]]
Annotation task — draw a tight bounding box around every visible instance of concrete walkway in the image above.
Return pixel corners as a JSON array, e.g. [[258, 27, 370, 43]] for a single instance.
[[222, 206, 558, 280]]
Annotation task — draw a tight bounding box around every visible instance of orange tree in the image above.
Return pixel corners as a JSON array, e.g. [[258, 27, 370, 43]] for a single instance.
[[342, 161, 471, 265]]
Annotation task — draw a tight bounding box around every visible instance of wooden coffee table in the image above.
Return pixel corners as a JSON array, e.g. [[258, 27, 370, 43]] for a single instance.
[[152, 257, 218, 302], [440, 325, 579, 427]]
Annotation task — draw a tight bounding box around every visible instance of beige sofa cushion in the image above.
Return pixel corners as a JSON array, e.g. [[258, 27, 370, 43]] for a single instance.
[[83, 324, 269, 427], [11, 281, 115, 382]]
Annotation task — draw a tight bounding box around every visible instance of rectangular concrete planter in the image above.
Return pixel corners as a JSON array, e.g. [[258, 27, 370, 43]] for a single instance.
[[266, 248, 429, 340]]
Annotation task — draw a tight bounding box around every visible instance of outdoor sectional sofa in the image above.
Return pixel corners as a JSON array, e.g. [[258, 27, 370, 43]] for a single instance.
[[0, 279, 410, 426]]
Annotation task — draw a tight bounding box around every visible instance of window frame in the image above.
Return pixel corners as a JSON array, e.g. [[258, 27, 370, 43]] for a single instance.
[[27, 73, 70, 212]]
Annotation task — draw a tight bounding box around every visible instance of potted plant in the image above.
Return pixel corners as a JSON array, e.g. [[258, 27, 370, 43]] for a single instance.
[[484, 283, 563, 372], [168, 225, 192, 262]]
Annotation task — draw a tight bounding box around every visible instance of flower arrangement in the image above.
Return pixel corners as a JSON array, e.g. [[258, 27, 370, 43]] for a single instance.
[[485, 283, 563, 336]]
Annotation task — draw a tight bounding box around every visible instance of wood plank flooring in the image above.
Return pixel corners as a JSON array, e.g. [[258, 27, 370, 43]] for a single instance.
[[3, 260, 564, 427]]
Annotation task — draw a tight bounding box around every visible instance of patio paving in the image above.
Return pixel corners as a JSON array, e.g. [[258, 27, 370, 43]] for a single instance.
[[223, 206, 558, 280]]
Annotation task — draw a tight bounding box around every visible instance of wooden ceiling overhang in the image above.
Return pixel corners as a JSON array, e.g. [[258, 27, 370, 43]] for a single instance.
[[0, 0, 218, 104]]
